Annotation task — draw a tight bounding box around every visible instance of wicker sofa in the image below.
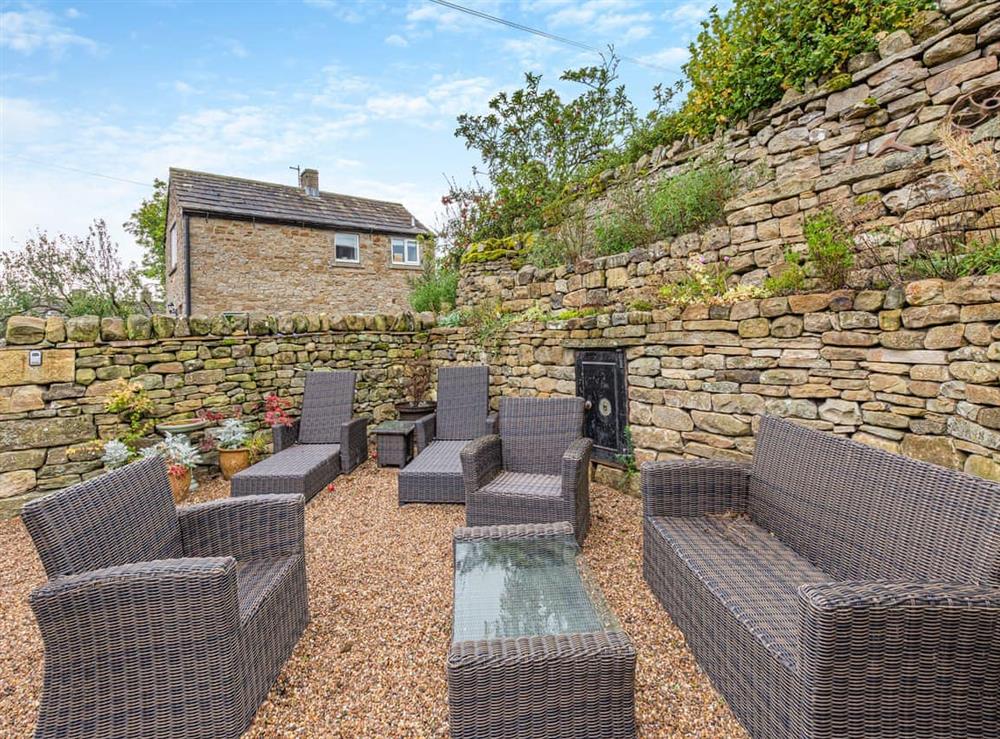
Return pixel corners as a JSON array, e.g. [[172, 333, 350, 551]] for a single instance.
[[232, 370, 368, 502], [398, 365, 496, 504], [22, 457, 308, 739], [643, 415, 1000, 739], [462, 397, 592, 543]]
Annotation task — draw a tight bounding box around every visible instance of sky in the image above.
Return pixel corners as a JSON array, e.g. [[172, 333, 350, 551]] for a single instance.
[[1, 0, 725, 265]]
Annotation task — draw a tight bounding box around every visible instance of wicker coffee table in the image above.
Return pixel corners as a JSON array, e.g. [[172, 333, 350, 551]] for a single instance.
[[447, 522, 636, 738], [373, 420, 415, 468]]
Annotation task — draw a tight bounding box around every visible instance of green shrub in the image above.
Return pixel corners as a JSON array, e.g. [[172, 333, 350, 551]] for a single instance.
[[527, 208, 589, 268], [763, 251, 807, 295], [593, 182, 655, 256], [960, 238, 1000, 275], [659, 256, 768, 306], [907, 236, 1000, 280], [804, 210, 855, 289], [408, 257, 458, 313], [650, 158, 737, 237]]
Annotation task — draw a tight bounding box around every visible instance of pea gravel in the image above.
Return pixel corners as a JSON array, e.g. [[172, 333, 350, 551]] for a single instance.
[[0, 462, 746, 738]]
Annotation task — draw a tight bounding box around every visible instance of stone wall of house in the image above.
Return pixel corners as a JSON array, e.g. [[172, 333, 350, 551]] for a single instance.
[[164, 213, 424, 316], [435, 275, 1000, 485], [457, 0, 999, 312], [0, 310, 434, 516]]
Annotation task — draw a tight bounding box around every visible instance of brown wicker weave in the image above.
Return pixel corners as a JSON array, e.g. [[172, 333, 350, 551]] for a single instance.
[[21, 457, 309, 739], [398, 366, 494, 504], [448, 521, 636, 738], [642, 415, 1000, 739], [232, 370, 368, 501], [462, 397, 592, 543]]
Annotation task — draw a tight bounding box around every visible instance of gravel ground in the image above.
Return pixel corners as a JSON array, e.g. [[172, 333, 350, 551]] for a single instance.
[[0, 462, 745, 738]]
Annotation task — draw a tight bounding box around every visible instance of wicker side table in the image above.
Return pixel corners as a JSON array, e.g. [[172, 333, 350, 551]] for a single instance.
[[374, 421, 415, 468]]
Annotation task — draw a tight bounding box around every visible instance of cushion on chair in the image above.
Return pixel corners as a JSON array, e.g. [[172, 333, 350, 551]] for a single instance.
[[480, 471, 561, 498], [397, 440, 467, 504], [236, 555, 300, 622], [648, 514, 830, 671], [231, 444, 340, 500], [402, 440, 465, 476], [298, 371, 356, 444]]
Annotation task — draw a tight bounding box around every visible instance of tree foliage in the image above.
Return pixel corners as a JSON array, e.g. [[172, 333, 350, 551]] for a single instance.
[[124, 178, 168, 294], [0, 220, 149, 323]]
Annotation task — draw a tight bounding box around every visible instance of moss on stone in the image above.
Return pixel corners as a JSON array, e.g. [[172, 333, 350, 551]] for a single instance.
[[824, 73, 853, 92], [460, 232, 535, 265]]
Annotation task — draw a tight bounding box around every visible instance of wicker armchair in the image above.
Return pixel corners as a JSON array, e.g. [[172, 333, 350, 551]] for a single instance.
[[398, 365, 496, 504], [22, 457, 308, 739], [462, 397, 592, 543], [232, 370, 368, 502], [643, 415, 1000, 739]]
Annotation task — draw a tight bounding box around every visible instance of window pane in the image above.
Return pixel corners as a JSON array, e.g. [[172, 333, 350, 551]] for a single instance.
[[391, 238, 405, 263], [406, 240, 419, 264], [334, 233, 359, 261]]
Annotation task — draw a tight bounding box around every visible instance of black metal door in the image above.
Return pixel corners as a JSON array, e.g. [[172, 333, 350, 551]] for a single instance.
[[575, 349, 628, 464]]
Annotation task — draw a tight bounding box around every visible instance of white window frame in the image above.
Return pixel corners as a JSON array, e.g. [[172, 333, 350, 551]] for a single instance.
[[169, 224, 177, 272], [391, 237, 420, 266], [334, 232, 360, 263]]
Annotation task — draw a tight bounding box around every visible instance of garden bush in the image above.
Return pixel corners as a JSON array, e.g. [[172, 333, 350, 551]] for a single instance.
[[804, 210, 855, 288], [650, 158, 737, 237], [408, 255, 458, 313], [763, 251, 807, 296]]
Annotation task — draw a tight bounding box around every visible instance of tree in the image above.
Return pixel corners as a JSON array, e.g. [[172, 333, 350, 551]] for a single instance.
[[450, 51, 639, 242], [124, 178, 168, 294], [0, 219, 149, 324]]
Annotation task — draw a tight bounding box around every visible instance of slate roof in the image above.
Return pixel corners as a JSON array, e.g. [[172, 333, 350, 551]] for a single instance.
[[169, 168, 430, 235]]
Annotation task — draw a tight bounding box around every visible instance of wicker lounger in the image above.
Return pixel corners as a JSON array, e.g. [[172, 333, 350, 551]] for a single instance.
[[448, 522, 636, 738], [22, 457, 309, 739], [462, 397, 592, 543], [643, 415, 1000, 739], [398, 365, 495, 504], [233, 370, 368, 502]]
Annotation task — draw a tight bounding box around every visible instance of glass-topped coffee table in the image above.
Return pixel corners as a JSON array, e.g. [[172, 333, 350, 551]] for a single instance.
[[447, 522, 636, 738]]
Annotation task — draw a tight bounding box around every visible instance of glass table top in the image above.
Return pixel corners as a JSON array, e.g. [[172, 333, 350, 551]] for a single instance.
[[452, 535, 619, 643], [373, 420, 416, 433]]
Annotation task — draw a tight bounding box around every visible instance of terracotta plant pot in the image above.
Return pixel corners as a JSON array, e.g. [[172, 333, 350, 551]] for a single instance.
[[169, 468, 192, 503], [218, 447, 251, 480]]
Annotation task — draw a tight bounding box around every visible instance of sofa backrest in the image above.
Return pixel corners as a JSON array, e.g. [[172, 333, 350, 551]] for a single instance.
[[297, 370, 356, 444], [436, 365, 489, 440], [748, 415, 1000, 585], [22, 457, 183, 579], [499, 397, 584, 475]]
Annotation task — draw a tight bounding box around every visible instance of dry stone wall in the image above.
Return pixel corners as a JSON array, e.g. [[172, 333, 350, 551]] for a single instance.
[[458, 0, 999, 313], [0, 310, 434, 516], [437, 275, 1000, 484]]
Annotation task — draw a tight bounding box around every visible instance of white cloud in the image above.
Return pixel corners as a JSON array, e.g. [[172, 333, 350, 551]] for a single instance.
[[545, 0, 652, 45], [404, 0, 501, 33], [173, 80, 201, 95], [0, 97, 61, 142], [219, 37, 249, 58], [364, 77, 495, 122], [384, 33, 408, 47], [366, 93, 435, 118], [65, 7, 81, 19], [302, 0, 365, 23], [667, 2, 712, 25], [638, 46, 688, 70], [0, 6, 98, 55]]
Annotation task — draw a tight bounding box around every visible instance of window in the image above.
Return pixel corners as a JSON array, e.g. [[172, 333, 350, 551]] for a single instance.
[[391, 237, 420, 266], [169, 224, 177, 272], [334, 233, 360, 263]]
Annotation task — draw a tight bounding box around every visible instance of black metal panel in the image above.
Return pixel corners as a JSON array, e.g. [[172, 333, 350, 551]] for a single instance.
[[575, 349, 628, 464]]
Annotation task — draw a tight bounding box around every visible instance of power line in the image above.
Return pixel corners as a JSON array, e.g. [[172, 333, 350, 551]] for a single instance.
[[425, 0, 679, 73], [0, 153, 154, 188]]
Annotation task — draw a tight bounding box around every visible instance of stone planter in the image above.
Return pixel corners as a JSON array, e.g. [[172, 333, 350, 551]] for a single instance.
[[218, 448, 251, 480], [169, 468, 192, 503], [395, 402, 436, 421]]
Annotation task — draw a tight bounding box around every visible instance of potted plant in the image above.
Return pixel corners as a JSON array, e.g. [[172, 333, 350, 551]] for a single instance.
[[207, 417, 252, 480], [101, 439, 132, 470], [394, 349, 436, 420], [141, 432, 201, 502]]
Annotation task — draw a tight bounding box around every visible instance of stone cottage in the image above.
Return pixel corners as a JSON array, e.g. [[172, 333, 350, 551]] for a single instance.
[[164, 168, 431, 315]]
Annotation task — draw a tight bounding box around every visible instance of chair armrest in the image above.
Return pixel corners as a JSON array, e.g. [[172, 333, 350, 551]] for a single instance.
[[641, 460, 749, 517], [273, 419, 300, 452], [561, 437, 592, 499], [31, 558, 240, 646], [461, 434, 502, 497], [414, 412, 436, 453], [341, 416, 369, 472], [798, 580, 1000, 734], [483, 412, 498, 436], [179, 494, 305, 560]]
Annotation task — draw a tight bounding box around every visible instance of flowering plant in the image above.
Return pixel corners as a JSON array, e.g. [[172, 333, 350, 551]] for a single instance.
[[141, 433, 201, 477], [209, 418, 251, 450], [263, 394, 294, 428], [101, 439, 132, 470], [659, 255, 769, 307]]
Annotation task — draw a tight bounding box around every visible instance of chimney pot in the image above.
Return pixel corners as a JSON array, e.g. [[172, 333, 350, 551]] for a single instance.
[[299, 168, 319, 196]]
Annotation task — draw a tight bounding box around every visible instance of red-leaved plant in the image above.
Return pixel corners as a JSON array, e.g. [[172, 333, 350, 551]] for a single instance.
[[263, 394, 294, 428], [167, 462, 189, 479]]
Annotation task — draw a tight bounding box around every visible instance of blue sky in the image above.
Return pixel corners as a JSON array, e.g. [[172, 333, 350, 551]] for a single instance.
[[1, 0, 723, 263]]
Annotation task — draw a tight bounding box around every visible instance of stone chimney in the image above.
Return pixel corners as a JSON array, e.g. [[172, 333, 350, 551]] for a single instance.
[[299, 168, 319, 196]]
